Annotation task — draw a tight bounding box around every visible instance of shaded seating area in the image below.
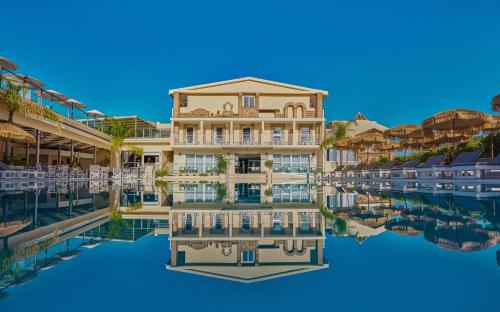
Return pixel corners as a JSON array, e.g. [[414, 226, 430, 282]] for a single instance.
[[416, 154, 447, 179], [391, 159, 419, 179]]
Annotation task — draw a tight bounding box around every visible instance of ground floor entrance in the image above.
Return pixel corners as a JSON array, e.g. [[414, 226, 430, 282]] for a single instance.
[[235, 155, 261, 174]]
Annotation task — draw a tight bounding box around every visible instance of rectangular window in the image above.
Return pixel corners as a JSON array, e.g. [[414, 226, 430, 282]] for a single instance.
[[185, 155, 215, 173], [310, 95, 317, 108], [241, 250, 255, 264], [180, 94, 188, 107], [272, 154, 309, 173], [243, 95, 255, 108]]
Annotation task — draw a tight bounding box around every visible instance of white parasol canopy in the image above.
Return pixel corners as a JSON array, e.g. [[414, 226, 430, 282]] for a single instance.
[[85, 109, 106, 117], [36, 89, 69, 103], [65, 98, 87, 109], [2, 73, 45, 89], [0, 56, 19, 71]]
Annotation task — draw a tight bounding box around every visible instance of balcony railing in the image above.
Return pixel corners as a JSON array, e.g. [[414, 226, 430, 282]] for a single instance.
[[0, 70, 105, 133], [173, 133, 322, 146], [127, 127, 170, 139]]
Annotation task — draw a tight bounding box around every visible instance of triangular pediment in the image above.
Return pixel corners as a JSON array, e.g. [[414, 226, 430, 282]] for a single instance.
[[166, 264, 328, 283], [169, 77, 328, 96]]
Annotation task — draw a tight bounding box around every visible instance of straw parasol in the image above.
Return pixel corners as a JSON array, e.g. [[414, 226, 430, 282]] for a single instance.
[[0, 123, 35, 143], [384, 124, 419, 139], [428, 131, 470, 146], [352, 129, 387, 162], [480, 114, 500, 157], [492, 94, 500, 112], [422, 109, 486, 132], [378, 141, 402, 159]]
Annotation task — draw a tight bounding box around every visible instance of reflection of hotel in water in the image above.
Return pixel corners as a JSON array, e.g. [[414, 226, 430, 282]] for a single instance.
[[166, 183, 327, 283]]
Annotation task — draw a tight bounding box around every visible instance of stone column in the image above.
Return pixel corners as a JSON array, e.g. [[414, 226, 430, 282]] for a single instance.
[[70, 140, 75, 162], [316, 93, 323, 118], [93, 146, 97, 165], [26, 143, 30, 165], [35, 130, 40, 166], [173, 92, 180, 117], [170, 241, 178, 267], [229, 121, 234, 144], [236, 242, 242, 266], [317, 240, 324, 265], [57, 145, 61, 165], [260, 120, 265, 145], [171, 121, 176, 145], [199, 120, 204, 144], [292, 121, 297, 145]]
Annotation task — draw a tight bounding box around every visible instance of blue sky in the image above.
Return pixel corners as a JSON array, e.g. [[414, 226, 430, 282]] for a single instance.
[[2, 0, 500, 125]]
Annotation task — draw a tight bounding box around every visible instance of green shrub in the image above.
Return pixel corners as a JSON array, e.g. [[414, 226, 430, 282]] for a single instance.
[[216, 155, 227, 173], [3, 155, 26, 166], [155, 168, 168, 177], [264, 188, 273, 197]]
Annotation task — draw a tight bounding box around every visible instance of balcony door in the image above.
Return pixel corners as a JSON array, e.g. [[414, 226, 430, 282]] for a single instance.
[[273, 127, 282, 145], [215, 127, 224, 144], [300, 127, 310, 145], [242, 127, 251, 145], [186, 127, 194, 144]]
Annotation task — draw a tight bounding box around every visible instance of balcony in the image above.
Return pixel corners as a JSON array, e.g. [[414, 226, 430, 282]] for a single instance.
[[173, 133, 321, 146], [126, 126, 170, 139]]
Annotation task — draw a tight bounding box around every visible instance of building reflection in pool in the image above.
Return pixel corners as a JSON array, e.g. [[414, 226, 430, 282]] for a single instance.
[[1, 181, 499, 293]]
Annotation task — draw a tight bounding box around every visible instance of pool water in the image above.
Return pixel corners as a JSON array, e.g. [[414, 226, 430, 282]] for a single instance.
[[0, 181, 498, 312]]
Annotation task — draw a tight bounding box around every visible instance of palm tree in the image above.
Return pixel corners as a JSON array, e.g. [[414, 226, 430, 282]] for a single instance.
[[1, 78, 26, 123], [320, 120, 355, 164], [320, 121, 353, 149], [103, 118, 133, 168], [1, 78, 26, 157]]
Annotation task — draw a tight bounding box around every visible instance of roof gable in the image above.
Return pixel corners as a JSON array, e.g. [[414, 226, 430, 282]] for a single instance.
[[169, 77, 328, 96]]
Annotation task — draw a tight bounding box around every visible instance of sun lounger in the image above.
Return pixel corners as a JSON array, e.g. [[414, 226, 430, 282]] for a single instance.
[[451, 150, 482, 180], [391, 159, 419, 179], [416, 154, 447, 179]]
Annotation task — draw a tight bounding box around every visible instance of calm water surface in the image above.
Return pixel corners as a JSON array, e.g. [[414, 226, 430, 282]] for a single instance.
[[0, 180, 498, 312]]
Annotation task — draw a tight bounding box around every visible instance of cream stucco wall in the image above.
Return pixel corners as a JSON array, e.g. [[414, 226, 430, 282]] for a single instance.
[[181, 95, 239, 114], [259, 95, 311, 110]]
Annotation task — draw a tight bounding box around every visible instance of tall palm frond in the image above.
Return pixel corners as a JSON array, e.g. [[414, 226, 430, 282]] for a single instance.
[[1, 78, 26, 123], [320, 120, 356, 150]]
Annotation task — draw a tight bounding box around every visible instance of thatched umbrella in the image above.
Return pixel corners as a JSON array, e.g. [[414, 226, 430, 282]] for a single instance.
[[0, 123, 35, 144], [492, 94, 500, 112], [385, 124, 420, 156], [422, 109, 486, 132], [384, 124, 419, 139], [378, 141, 402, 159], [480, 114, 500, 157], [352, 129, 386, 163], [429, 131, 471, 146], [0, 123, 35, 158]]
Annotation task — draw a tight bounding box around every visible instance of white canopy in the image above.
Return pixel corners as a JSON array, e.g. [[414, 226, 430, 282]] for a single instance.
[[0, 56, 19, 71], [36, 89, 69, 102], [65, 98, 87, 109], [3, 73, 45, 89], [85, 109, 106, 117]]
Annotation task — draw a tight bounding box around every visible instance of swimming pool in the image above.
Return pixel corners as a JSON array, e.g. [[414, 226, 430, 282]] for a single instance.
[[0, 180, 498, 312]]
